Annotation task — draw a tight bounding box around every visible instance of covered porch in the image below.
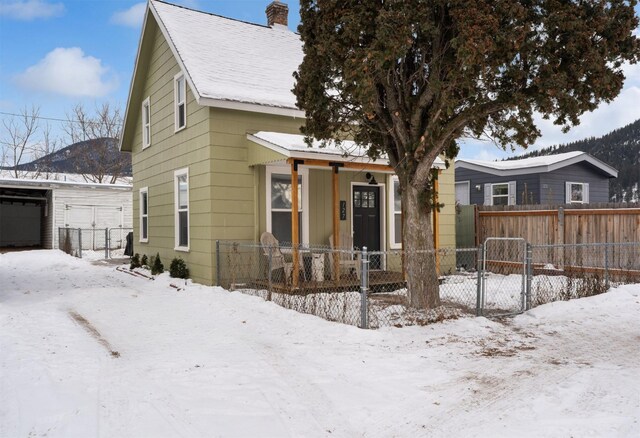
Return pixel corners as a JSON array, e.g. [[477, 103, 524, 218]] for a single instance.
[[246, 131, 446, 289]]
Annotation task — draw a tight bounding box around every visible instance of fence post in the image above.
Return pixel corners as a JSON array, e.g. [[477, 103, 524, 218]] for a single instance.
[[525, 243, 533, 311], [604, 244, 610, 289], [78, 228, 82, 259], [360, 247, 369, 329], [476, 244, 483, 316], [558, 207, 565, 269], [215, 240, 221, 287], [105, 228, 109, 259], [267, 245, 273, 301]]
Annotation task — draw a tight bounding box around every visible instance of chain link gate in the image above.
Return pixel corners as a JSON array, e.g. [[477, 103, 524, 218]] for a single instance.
[[479, 238, 527, 317]]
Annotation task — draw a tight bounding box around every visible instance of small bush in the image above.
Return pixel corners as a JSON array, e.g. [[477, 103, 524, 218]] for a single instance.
[[169, 257, 189, 279], [130, 253, 141, 269], [141, 254, 149, 267], [151, 252, 164, 275]]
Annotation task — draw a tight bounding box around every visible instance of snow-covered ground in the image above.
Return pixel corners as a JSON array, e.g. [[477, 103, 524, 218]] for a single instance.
[[1, 250, 638, 437]]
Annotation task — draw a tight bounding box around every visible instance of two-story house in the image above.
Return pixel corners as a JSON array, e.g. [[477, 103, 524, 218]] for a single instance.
[[119, 0, 456, 285]]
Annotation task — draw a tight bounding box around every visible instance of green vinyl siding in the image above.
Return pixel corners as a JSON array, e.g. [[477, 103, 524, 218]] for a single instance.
[[209, 107, 304, 246], [125, 14, 457, 286], [129, 17, 213, 285]]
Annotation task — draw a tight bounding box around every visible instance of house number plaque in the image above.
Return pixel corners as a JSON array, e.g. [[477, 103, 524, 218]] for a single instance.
[[340, 201, 347, 220]]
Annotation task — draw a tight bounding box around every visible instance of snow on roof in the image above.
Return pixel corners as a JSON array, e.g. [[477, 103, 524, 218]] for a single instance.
[[458, 151, 584, 170], [151, 0, 303, 110], [456, 151, 617, 177], [248, 131, 446, 169], [0, 171, 132, 190]]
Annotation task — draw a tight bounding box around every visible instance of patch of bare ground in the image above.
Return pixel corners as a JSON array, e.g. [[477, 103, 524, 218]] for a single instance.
[[68, 311, 120, 357]]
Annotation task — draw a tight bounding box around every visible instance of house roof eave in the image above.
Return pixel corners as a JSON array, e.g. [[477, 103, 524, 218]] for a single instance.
[[456, 152, 618, 178]]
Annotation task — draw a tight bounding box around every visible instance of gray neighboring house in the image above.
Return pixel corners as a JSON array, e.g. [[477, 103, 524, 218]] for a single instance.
[[455, 151, 618, 206]]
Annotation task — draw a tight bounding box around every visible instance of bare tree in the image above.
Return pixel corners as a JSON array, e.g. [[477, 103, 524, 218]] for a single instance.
[[0, 106, 40, 178], [30, 123, 60, 180], [64, 103, 129, 184]]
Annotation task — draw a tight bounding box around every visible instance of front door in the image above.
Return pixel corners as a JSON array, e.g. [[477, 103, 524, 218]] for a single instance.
[[353, 185, 381, 269]]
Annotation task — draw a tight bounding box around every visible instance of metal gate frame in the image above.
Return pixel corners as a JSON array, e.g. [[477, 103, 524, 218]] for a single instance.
[[479, 237, 527, 317]]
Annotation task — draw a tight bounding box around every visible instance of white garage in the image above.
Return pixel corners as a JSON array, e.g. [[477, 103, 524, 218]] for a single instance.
[[0, 178, 132, 251]]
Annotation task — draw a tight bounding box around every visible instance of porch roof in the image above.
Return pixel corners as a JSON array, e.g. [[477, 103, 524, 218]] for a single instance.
[[247, 131, 446, 170]]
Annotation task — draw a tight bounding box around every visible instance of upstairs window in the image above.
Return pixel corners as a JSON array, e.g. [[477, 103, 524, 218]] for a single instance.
[[142, 97, 151, 149], [174, 73, 186, 131]]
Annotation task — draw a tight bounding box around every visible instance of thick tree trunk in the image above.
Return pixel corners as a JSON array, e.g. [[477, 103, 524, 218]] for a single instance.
[[402, 183, 441, 309]]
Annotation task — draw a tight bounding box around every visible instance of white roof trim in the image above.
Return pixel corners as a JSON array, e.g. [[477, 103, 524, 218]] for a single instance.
[[201, 97, 305, 118], [0, 178, 132, 191], [149, 0, 302, 111], [247, 132, 446, 170], [456, 152, 617, 178], [119, 3, 152, 152], [149, 1, 201, 103]]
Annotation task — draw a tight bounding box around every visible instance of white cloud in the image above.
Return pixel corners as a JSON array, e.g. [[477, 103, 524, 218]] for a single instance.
[[110, 2, 146, 28], [0, 0, 64, 20], [15, 48, 118, 98]]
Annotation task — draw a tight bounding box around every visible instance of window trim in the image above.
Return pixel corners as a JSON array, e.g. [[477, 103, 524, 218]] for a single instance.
[[265, 165, 309, 245], [174, 72, 187, 132], [566, 181, 589, 204], [139, 187, 148, 243], [174, 168, 189, 251], [485, 181, 516, 206], [387, 175, 402, 249], [455, 180, 470, 205], [142, 97, 151, 149], [491, 182, 510, 206]]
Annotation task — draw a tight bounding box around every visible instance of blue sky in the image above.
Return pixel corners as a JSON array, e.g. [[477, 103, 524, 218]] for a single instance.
[[0, 0, 638, 160]]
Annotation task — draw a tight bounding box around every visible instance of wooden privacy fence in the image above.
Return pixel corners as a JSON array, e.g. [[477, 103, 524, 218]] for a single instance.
[[476, 203, 640, 245], [472, 203, 640, 271]]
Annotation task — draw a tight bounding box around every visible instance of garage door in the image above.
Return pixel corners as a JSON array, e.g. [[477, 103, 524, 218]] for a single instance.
[[66, 205, 94, 228], [65, 205, 123, 228], [0, 203, 41, 247], [64, 205, 123, 250]]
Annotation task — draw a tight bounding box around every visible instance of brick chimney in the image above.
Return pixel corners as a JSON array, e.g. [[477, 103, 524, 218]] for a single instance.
[[266, 1, 288, 27]]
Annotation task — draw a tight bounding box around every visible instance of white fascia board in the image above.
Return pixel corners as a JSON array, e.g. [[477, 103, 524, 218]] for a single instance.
[[457, 154, 617, 178], [432, 157, 446, 170], [0, 179, 131, 191], [201, 97, 305, 118], [455, 161, 548, 176], [149, 2, 202, 103], [119, 3, 152, 152], [249, 133, 446, 171], [547, 154, 618, 178], [149, 3, 305, 119], [247, 133, 392, 168]]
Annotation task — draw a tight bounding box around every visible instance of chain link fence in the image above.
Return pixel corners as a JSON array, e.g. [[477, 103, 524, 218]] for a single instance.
[[58, 227, 133, 259], [106, 228, 133, 258], [216, 239, 640, 329], [59, 227, 83, 258], [529, 242, 640, 307], [216, 241, 481, 329]]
